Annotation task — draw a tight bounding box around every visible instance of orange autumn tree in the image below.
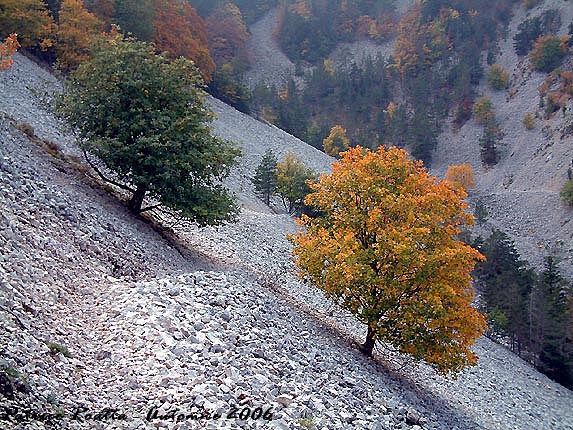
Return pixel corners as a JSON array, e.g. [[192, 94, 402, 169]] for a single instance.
[[445, 163, 476, 191], [0, 0, 54, 50], [152, 0, 214, 83], [55, 0, 103, 71], [205, 2, 249, 68], [289, 146, 487, 374], [0, 34, 20, 71]]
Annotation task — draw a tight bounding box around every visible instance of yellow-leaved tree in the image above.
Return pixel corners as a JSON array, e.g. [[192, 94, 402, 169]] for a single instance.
[[289, 146, 487, 374], [323, 125, 350, 158]]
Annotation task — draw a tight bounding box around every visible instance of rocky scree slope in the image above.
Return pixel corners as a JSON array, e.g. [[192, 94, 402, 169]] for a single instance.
[[431, 0, 573, 277], [0, 53, 573, 430]]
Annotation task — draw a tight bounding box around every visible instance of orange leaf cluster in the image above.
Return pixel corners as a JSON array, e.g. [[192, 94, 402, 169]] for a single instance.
[[289, 146, 487, 373], [0, 0, 55, 49], [0, 34, 20, 71], [205, 3, 249, 68], [445, 163, 476, 191], [152, 0, 214, 83], [55, 0, 104, 71]]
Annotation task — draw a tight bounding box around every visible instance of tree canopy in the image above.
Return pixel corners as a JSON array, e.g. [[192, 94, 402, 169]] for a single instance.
[[58, 33, 240, 225], [289, 146, 487, 373]]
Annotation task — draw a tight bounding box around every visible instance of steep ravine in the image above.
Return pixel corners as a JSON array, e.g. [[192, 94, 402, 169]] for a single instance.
[[1, 53, 573, 430]]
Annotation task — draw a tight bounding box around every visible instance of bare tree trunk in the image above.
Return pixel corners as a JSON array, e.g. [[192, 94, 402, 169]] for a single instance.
[[360, 326, 376, 356], [128, 184, 147, 214]]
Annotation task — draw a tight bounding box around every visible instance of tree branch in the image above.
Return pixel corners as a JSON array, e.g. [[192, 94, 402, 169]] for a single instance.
[[82, 149, 135, 193], [139, 204, 163, 213]]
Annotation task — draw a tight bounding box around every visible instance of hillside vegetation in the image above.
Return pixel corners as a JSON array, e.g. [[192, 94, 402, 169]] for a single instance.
[[1, 0, 573, 427], [2, 51, 573, 430]]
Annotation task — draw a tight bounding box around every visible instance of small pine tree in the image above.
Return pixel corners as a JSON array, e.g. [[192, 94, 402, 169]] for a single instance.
[[252, 149, 278, 206], [479, 122, 504, 166], [474, 199, 488, 225], [561, 178, 573, 206]]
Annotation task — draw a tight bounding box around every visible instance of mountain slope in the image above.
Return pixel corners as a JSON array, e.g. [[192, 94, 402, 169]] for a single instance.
[[242, 0, 573, 279], [430, 0, 573, 277], [1, 53, 573, 430]]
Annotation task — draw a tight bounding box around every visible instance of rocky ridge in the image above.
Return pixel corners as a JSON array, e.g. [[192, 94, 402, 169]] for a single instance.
[[1, 52, 573, 430]]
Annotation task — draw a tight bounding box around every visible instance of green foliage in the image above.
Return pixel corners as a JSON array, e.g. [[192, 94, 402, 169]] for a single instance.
[[277, 0, 397, 64], [252, 149, 278, 206], [561, 178, 573, 206], [47, 342, 72, 357], [487, 64, 510, 90], [58, 33, 240, 225], [530, 35, 569, 73], [514, 10, 561, 55], [473, 230, 535, 352], [487, 307, 509, 334], [276, 152, 316, 215], [474, 199, 488, 225], [114, 0, 155, 40], [529, 257, 573, 388], [473, 96, 495, 125], [474, 232, 573, 389], [523, 112, 535, 130], [208, 64, 251, 113], [190, 0, 278, 24], [479, 121, 504, 166]]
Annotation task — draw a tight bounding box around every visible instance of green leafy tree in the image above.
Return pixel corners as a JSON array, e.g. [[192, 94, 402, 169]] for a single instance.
[[530, 35, 569, 73], [252, 149, 278, 206], [487, 64, 510, 90], [58, 33, 240, 225], [289, 146, 487, 373], [114, 0, 155, 40], [276, 152, 316, 215]]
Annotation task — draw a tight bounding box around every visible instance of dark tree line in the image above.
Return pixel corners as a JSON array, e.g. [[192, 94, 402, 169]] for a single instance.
[[473, 230, 573, 389]]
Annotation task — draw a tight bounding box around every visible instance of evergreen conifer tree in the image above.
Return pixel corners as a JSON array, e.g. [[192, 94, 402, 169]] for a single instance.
[[252, 149, 278, 206]]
